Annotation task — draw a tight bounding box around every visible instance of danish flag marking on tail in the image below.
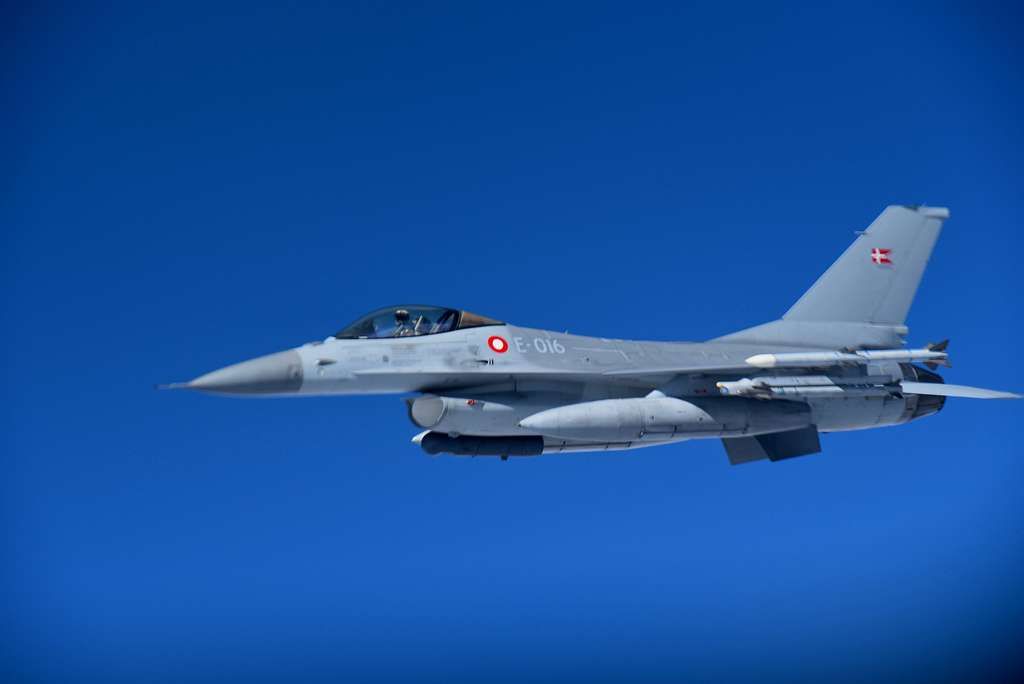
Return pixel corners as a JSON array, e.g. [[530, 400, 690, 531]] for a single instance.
[[871, 248, 892, 265]]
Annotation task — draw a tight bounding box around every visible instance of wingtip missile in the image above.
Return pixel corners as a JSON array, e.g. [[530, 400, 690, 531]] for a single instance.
[[745, 348, 949, 369]]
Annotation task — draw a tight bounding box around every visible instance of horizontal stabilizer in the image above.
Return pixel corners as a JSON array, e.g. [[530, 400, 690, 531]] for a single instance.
[[900, 381, 1021, 400], [722, 425, 822, 465]]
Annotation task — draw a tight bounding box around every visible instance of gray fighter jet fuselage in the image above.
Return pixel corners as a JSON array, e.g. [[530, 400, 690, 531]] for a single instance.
[[165, 205, 1019, 464]]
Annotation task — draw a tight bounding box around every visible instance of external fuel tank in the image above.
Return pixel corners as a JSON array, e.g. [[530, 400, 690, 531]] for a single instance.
[[518, 395, 812, 443]]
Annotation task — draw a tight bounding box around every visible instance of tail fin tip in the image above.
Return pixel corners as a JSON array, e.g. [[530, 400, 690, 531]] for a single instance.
[[906, 205, 950, 220]]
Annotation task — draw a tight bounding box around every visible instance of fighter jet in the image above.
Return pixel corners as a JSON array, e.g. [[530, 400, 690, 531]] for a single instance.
[[164, 205, 1019, 463]]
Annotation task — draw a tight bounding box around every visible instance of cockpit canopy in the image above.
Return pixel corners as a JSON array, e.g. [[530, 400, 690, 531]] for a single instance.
[[333, 305, 504, 340]]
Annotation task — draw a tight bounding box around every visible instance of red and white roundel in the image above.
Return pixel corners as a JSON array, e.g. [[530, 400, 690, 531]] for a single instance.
[[487, 335, 509, 353]]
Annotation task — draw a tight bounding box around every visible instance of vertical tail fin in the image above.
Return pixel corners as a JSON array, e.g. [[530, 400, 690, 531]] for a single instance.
[[715, 205, 948, 349], [783, 205, 948, 325]]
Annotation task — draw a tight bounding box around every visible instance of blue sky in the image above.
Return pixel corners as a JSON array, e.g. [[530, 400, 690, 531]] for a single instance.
[[3, 2, 1023, 681]]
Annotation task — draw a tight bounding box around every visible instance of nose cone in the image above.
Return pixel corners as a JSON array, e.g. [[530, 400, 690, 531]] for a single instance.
[[187, 350, 304, 395]]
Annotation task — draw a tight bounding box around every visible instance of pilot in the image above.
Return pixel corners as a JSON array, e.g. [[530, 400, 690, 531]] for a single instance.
[[393, 309, 414, 337]]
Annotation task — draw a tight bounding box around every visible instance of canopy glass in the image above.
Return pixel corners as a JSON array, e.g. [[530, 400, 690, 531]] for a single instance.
[[333, 306, 503, 339]]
